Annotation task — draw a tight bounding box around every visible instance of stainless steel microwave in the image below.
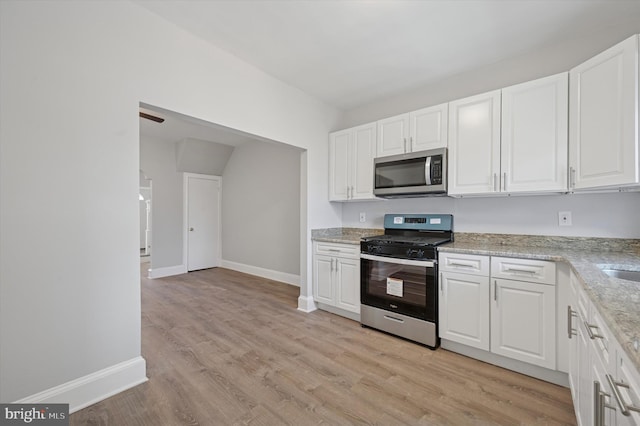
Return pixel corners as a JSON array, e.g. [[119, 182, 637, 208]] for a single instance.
[[373, 148, 447, 198]]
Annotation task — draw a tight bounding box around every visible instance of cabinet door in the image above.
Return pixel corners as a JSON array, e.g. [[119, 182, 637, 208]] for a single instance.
[[501, 73, 568, 193], [616, 350, 640, 426], [448, 90, 501, 195], [568, 272, 580, 406], [577, 317, 593, 426], [313, 254, 334, 305], [335, 257, 360, 314], [491, 279, 556, 369], [591, 345, 617, 426], [569, 34, 639, 190], [439, 271, 490, 350], [377, 113, 410, 157], [410, 103, 448, 151], [351, 123, 377, 200], [329, 130, 351, 201]]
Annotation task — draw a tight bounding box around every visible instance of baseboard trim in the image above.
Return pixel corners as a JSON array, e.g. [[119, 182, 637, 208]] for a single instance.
[[148, 264, 187, 279], [315, 302, 359, 322], [441, 339, 569, 387], [297, 295, 317, 313], [221, 260, 300, 287], [14, 356, 148, 414]]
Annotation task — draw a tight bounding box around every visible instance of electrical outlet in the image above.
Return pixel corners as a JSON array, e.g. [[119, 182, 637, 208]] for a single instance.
[[359, 212, 366, 223], [558, 211, 572, 226]]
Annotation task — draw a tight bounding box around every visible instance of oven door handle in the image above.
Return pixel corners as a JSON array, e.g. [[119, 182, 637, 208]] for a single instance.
[[361, 253, 435, 268]]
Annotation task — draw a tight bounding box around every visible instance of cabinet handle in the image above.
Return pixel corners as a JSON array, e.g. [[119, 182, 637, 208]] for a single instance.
[[585, 321, 604, 340], [494, 280, 497, 303], [448, 261, 477, 269], [440, 272, 443, 293], [503, 172, 507, 192], [567, 305, 577, 339], [493, 173, 498, 191], [330, 258, 335, 271], [409, 136, 413, 152], [606, 373, 640, 416], [503, 267, 537, 275], [595, 381, 617, 426], [570, 166, 576, 189]]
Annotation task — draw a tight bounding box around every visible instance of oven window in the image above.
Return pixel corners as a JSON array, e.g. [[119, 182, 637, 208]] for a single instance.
[[361, 258, 436, 321]]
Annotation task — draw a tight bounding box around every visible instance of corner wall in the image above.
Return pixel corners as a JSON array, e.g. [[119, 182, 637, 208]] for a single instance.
[[0, 0, 340, 405], [221, 141, 302, 284]]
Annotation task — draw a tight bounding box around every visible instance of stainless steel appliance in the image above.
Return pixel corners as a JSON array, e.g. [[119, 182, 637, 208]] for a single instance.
[[360, 213, 453, 348], [373, 148, 447, 198]]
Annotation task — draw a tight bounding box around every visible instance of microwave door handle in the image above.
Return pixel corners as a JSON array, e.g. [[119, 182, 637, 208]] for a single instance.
[[425, 157, 432, 185]]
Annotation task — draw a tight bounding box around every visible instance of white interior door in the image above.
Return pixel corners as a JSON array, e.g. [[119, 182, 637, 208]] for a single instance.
[[186, 174, 221, 271]]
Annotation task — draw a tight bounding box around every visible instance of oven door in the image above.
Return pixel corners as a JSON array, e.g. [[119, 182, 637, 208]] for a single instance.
[[360, 253, 437, 322]]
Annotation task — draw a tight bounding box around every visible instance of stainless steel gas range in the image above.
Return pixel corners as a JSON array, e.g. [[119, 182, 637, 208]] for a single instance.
[[360, 214, 453, 348]]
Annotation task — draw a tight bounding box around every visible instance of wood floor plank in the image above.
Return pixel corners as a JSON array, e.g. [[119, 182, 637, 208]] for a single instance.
[[71, 266, 576, 425]]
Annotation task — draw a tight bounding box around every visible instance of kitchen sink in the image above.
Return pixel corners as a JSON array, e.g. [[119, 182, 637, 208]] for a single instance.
[[600, 267, 640, 283]]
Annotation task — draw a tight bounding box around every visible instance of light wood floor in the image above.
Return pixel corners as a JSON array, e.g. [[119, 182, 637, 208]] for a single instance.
[[71, 267, 577, 425]]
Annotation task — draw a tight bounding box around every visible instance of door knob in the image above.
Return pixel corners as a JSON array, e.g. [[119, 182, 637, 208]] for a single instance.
[[189, 227, 194, 231]]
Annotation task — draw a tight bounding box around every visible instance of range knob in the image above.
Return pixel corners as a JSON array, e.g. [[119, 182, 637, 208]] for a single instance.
[[368, 245, 382, 254]]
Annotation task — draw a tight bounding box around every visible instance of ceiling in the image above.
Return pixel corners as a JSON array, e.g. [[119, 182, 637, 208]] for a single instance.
[[135, 0, 640, 111]]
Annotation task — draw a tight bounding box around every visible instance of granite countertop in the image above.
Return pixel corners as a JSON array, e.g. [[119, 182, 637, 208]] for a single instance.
[[439, 233, 640, 372], [311, 228, 640, 372], [311, 227, 383, 244]]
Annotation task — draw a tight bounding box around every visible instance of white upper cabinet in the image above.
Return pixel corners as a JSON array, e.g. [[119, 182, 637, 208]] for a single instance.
[[448, 73, 569, 196], [448, 90, 501, 195], [328, 129, 350, 201], [351, 124, 377, 200], [501, 73, 568, 193], [410, 103, 449, 152], [569, 34, 639, 190], [329, 123, 377, 201], [377, 103, 448, 158], [377, 113, 410, 157]]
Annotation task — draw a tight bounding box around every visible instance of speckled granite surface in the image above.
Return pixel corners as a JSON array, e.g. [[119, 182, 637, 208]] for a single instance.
[[439, 233, 640, 372], [311, 227, 383, 245]]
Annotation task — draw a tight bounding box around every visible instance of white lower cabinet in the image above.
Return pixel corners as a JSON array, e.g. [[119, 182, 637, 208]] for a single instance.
[[312, 241, 360, 316], [439, 271, 490, 350], [439, 253, 557, 370], [491, 277, 556, 369], [615, 349, 640, 426], [568, 269, 640, 426]]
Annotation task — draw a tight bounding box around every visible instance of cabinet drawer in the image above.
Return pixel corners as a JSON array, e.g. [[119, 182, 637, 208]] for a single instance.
[[314, 242, 359, 258], [491, 256, 556, 285], [439, 253, 489, 276]]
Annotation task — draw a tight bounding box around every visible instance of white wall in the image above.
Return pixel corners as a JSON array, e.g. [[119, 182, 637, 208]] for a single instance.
[[342, 192, 640, 238], [140, 135, 184, 269], [221, 141, 302, 280], [0, 0, 340, 405]]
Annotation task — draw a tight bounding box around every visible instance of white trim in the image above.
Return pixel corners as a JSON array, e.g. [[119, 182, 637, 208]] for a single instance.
[[14, 357, 148, 414], [441, 339, 569, 387], [221, 259, 300, 287], [183, 173, 222, 272], [297, 295, 317, 313], [147, 264, 187, 279]]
